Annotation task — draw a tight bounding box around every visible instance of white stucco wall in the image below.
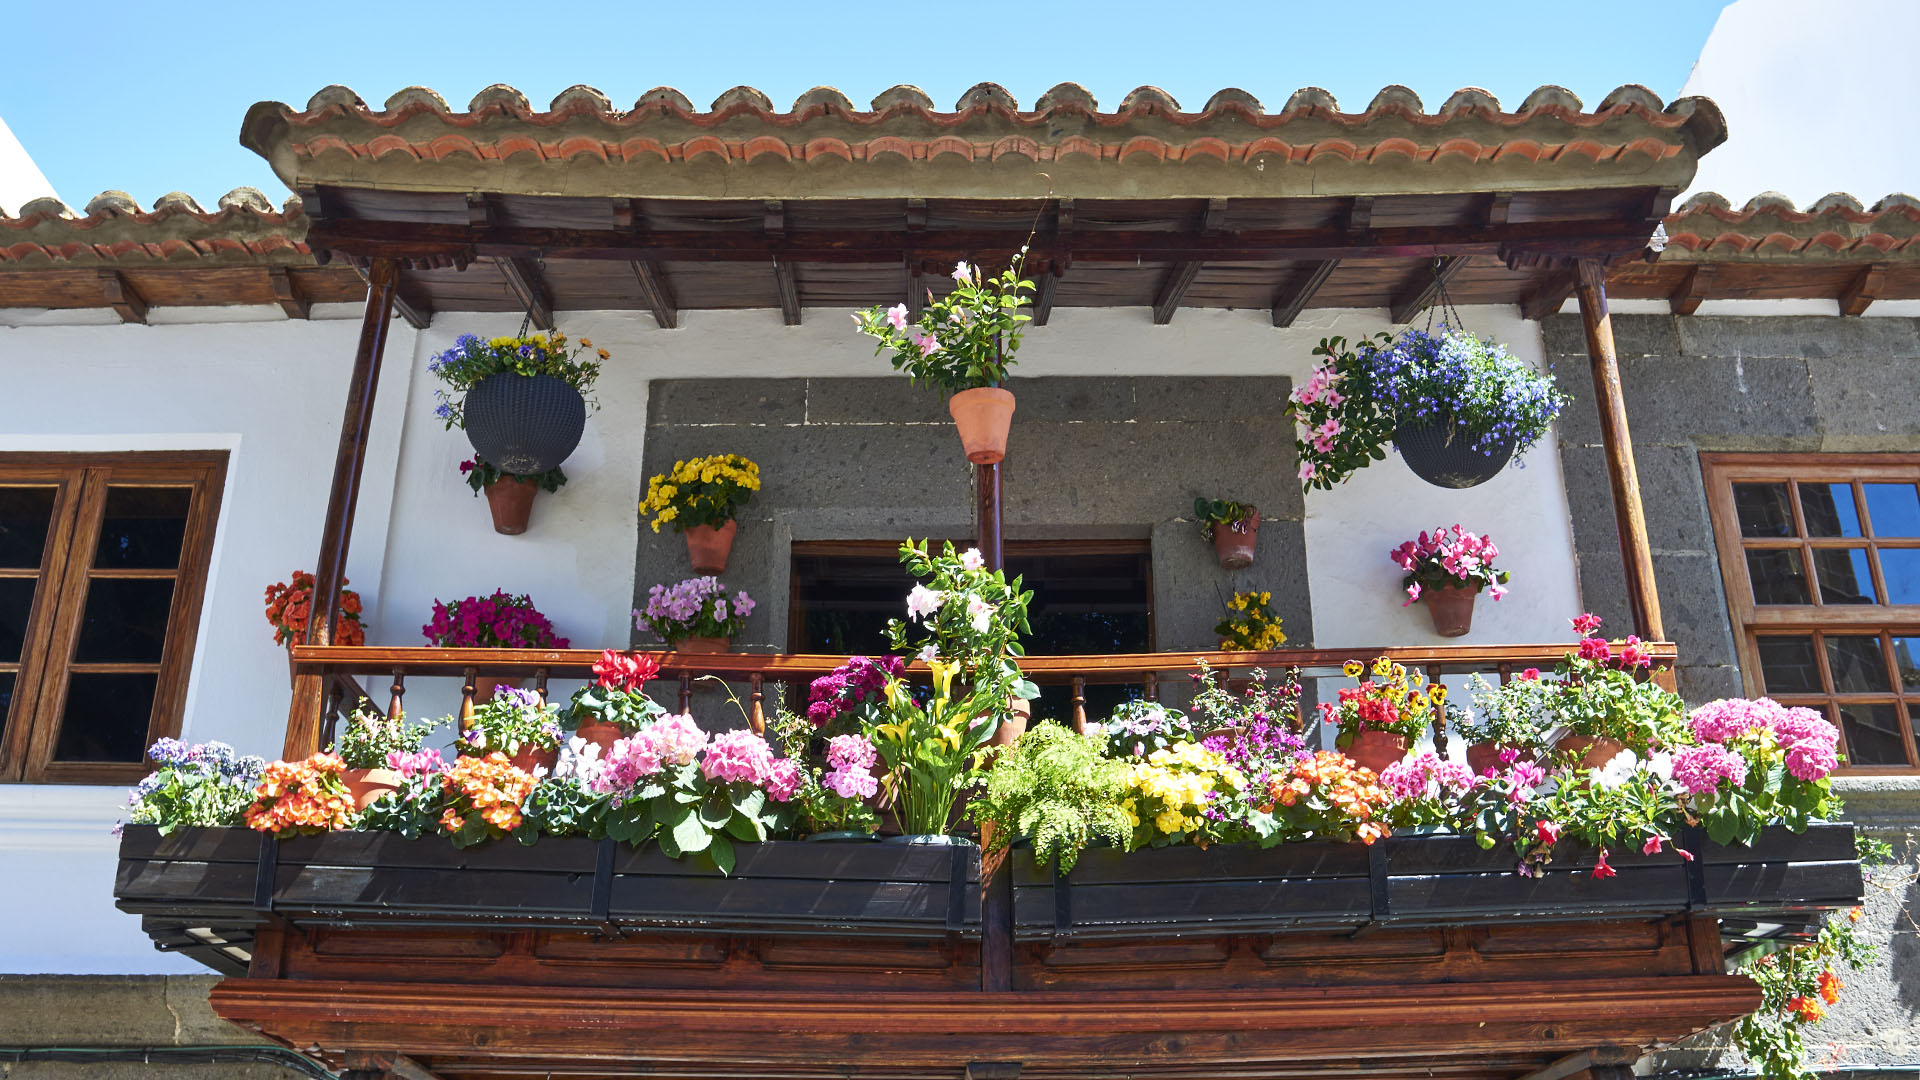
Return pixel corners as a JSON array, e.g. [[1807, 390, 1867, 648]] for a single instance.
[[0, 302, 1579, 972]]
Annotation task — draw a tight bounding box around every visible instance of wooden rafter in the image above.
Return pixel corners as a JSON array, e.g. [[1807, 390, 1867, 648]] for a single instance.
[[1520, 268, 1579, 321], [1486, 192, 1514, 227], [1271, 260, 1339, 328], [772, 259, 801, 326], [1389, 256, 1469, 325], [630, 259, 678, 329], [98, 269, 148, 324], [1150, 199, 1229, 325], [1032, 262, 1061, 327], [268, 267, 311, 319], [906, 262, 925, 319], [1347, 195, 1374, 232], [496, 257, 554, 331], [1669, 264, 1715, 316], [1840, 263, 1888, 316]]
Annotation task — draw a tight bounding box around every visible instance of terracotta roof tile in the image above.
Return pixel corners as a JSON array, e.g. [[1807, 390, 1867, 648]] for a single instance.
[[1660, 191, 1920, 261], [0, 187, 313, 268], [240, 81, 1727, 202]]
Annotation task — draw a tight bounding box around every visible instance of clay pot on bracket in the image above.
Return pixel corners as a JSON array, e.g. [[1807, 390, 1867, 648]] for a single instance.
[[507, 745, 560, 775], [573, 721, 625, 754], [1554, 734, 1629, 770], [339, 767, 404, 809], [1422, 583, 1481, 638], [990, 697, 1033, 749], [483, 476, 539, 535], [1211, 509, 1261, 570], [684, 521, 738, 574], [1465, 742, 1527, 776], [674, 635, 732, 654], [1340, 731, 1410, 774], [948, 387, 1016, 464], [470, 676, 523, 705]]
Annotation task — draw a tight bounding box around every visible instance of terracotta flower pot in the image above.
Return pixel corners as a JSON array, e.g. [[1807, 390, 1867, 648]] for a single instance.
[[1341, 731, 1409, 774], [947, 387, 1016, 464], [471, 676, 522, 704], [339, 767, 404, 810], [1422, 584, 1480, 638], [1465, 741, 1522, 776], [507, 745, 559, 775], [1555, 734, 1629, 770], [1210, 511, 1260, 570], [990, 697, 1032, 749], [573, 721, 625, 753], [684, 521, 738, 574], [674, 635, 732, 654], [483, 476, 539, 535]]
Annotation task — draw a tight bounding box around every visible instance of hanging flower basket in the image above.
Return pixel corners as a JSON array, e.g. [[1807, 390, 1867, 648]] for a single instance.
[[1392, 419, 1516, 489], [463, 373, 587, 475]]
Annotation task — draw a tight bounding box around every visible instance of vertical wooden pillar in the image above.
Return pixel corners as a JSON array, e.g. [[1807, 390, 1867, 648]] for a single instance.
[[976, 458, 1012, 992], [1574, 259, 1665, 641], [283, 258, 400, 759]]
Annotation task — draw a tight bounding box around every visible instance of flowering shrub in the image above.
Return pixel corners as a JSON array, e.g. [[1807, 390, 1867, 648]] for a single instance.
[[1214, 590, 1287, 651], [968, 723, 1132, 873], [332, 708, 439, 770], [885, 540, 1038, 708], [459, 687, 564, 758], [1548, 614, 1686, 751], [460, 457, 566, 495], [806, 655, 903, 732], [867, 661, 1002, 835], [1391, 524, 1509, 605], [1734, 911, 1877, 1080], [637, 576, 754, 644], [1125, 742, 1247, 848], [765, 706, 880, 835], [853, 254, 1034, 394], [1681, 696, 1843, 846], [120, 739, 265, 835], [1285, 327, 1566, 491], [584, 713, 797, 872], [638, 454, 761, 534], [263, 570, 364, 647], [437, 752, 539, 847], [429, 331, 604, 430], [422, 591, 569, 649], [1101, 699, 1199, 759], [1319, 658, 1446, 744], [245, 753, 357, 835], [1263, 751, 1393, 845], [1460, 669, 1556, 754], [566, 649, 667, 735], [1378, 752, 1476, 828]]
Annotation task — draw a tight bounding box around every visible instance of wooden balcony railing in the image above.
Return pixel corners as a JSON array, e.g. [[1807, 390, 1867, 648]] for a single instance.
[[288, 640, 1678, 758]]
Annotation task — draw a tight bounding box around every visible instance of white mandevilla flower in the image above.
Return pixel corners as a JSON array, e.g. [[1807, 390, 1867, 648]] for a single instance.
[[966, 595, 995, 633], [905, 584, 945, 622], [959, 548, 985, 572], [952, 261, 973, 285], [917, 644, 939, 664], [1592, 748, 1639, 789]]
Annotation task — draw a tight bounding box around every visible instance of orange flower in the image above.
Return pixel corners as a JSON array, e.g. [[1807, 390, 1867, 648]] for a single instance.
[[1786, 995, 1825, 1024], [439, 752, 535, 837], [247, 752, 355, 834], [1817, 970, 1842, 1005]]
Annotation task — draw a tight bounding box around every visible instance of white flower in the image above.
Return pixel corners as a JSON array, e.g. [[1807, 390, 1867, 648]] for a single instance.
[[959, 548, 985, 572], [917, 644, 940, 664], [906, 584, 945, 621], [952, 261, 974, 285], [967, 595, 995, 633], [1592, 749, 1639, 789]]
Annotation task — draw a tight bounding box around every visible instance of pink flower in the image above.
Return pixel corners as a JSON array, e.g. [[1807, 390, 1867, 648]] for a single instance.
[[1536, 820, 1561, 846], [1315, 418, 1341, 441], [700, 729, 777, 785], [886, 303, 909, 330], [1617, 635, 1651, 668], [1672, 743, 1748, 795], [960, 548, 985, 572], [1772, 706, 1841, 781], [646, 714, 709, 767], [1571, 612, 1603, 637], [1592, 848, 1616, 879], [1487, 583, 1507, 601], [952, 261, 974, 285], [826, 734, 878, 773], [1691, 698, 1773, 743], [917, 333, 940, 357], [906, 584, 944, 621], [1519, 667, 1541, 681], [386, 748, 446, 779], [764, 758, 803, 802], [825, 768, 879, 800], [1642, 834, 1665, 855], [1403, 582, 1422, 606], [1298, 461, 1317, 481], [1323, 389, 1344, 407], [1577, 637, 1611, 664]]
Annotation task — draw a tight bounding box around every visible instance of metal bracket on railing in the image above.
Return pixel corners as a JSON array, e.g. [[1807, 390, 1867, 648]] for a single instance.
[[946, 844, 969, 932], [1681, 824, 1708, 908], [1053, 862, 1072, 934], [252, 831, 279, 914], [588, 837, 623, 938], [1358, 840, 1392, 935]]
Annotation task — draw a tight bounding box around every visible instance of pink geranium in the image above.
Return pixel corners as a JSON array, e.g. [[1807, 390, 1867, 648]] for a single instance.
[[1391, 524, 1510, 603]]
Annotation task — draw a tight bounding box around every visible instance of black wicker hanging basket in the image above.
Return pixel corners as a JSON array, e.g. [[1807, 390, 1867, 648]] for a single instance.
[[463, 374, 587, 475], [1392, 419, 1515, 489]]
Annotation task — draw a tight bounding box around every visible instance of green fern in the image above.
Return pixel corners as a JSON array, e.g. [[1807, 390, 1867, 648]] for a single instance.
[[969, 723, 1132, 873]]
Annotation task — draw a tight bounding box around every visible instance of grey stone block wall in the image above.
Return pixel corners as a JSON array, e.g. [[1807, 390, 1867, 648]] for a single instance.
[[1545, 313, 1920, 703], [0, 975, 305, 1079], [635, 376, 1310, 658]]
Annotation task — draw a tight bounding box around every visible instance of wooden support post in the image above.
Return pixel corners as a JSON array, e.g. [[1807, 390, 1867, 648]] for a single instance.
[[283, 258, 397, 759], [1574, 259, 1665, 641], [975, 454, 1010, 992]]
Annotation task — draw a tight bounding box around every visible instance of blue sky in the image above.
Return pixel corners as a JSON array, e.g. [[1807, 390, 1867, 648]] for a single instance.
[[2, 0, 1728, 208]]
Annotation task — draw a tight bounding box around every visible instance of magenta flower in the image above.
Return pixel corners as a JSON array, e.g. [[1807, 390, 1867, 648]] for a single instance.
[[1672, 744, 1748, 794], [1571, 612, 1603, 637], [764, 758, 803, 802], [700, 729, 777, 785]]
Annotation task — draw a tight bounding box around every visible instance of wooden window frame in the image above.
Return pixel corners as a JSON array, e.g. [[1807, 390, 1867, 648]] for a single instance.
[[1702, 452, 1920, 773], [0, 451, 227, 785]]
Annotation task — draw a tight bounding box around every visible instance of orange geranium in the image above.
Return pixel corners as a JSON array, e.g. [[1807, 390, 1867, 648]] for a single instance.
[[1264, 750, 1393, 845], [1785, 995, 1826, 1024], [245, 752, 357, 834], [439, 752, 537, 843], [264, 570, 366, 647], [1817, 969, 1843, 1005]]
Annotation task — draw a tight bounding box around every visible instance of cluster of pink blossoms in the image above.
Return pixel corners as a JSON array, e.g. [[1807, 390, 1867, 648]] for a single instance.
[[700, 730, 802, 800], [1672, 743, 1749, 795], [1688, 697, 1841, 782], [1378, 752, 1476, 802], [823, 734, 880, 801], [807, 656, 904, 728], [385, 748, 447, 779], [1569, 613, 1654, 668], [590, 716, 798, 801], [1390, 525, 1507, 604]]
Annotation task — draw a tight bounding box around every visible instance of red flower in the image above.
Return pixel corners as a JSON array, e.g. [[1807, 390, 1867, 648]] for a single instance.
[[1577, 637, 1611, 664], [459, 459, 476, 474], [1786, 995, 1825, 1024], [1591, 848, 1616, 879], [1617, 635, 1652, 669], [593, 649, 659, 692], [1519, 667, 1541, 681], [1642, 834, 1664, 855], [1818, 970, 1842, 1005], [1536, 820, 1561, 846], [1571, 612, 1603, 637]]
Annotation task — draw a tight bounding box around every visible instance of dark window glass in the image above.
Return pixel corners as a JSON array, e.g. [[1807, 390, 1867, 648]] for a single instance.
[[1747, 549, 1810, 605], [1879, 549, 1920, 605], [71, 579, 175, 663], [1814, 548, 1878, 604], [1757, 635, 1823, 694], [0, 487, 56, 569], [1734, 483, 1795, 538], [0, 578, 36, 663], [1837, 703, 1909, 767], [0, 671, 13, 749], [1799, 483, 1862, 537], [1895, 637, 1920, 692], [51, 672, 156, 762], [92, 487, 191, 569], [1827, 635, 1893, 693], [1864, 483, 1920, 538]]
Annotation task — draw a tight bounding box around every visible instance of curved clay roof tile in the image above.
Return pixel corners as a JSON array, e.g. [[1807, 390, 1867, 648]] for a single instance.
[[710, 86, 774, 112], [956, 82, 1019, 112], [1201, 88, 1263, 114], [1518, 86, 1583, 113], [1365, 86, 1424, 114], [16, 197, 73, 220], [1598, 85, 1663, 112], [1035, 82, 1098, 111], [214, 187, 273, 213], [1808, 192, 1867, 215], [870, 84, 935, 111], [792, 86, 854, 113], [1743, 191, 1799, 214], [153, 192, 205, 213], [1281, 87, 1339, 113], [1120, 85, 1181, 112], [635, 87, 695, 112], [1872, 194, 1920, 214], [86, 191, 142, 216], [1439, 88, 1500, 114], [469, 84, 531, 113], [550, 85, 613, 114], [1674, 192, 1733, 214], [384, 86, 449, 113], [304, 85, 366, 112]]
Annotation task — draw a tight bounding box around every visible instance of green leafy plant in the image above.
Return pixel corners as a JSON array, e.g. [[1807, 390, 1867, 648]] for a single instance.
[[1733, 912, 1877, 1080], [867, 661, 1000, 835], [456, 688, 564, 757], [461, 457, 566, 496], [332, 708, 440, 769], [885, 540, 1038, 709], [1193, 497, 1256, 537], [853, 254, 1034, 394], [969, 723, 1132, 873], [120, 739, 266, 835], [1100, 699, 1199, 759], [1460, 672, 1555, 750]]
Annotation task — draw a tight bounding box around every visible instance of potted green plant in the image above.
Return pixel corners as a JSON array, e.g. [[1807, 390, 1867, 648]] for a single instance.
[[768, 707, 882, 841], [567, 649, 667, 752], [1214, 590, 1287, 652], [1550, 614, 1687, 767], [1390, 524, 1510, 637], [430, 331, 604, 476], [638, 454, 761, 573], [884, 540, 1038, 744], [636, 577, 755, 653], [854, 255, 1034, 464], [968, 723, 1132, 873], [1286, 326, 1566, 491], [1461, 671, 1553, 775], [1318, 658, 1440, 773], [455, 686, 565, 775], [865, 659, 1000, 840], [460, 457, 566, 536], [331, 707, 442, 809], [422, 591, 570, 701], [1194, 498, 1260, 569]]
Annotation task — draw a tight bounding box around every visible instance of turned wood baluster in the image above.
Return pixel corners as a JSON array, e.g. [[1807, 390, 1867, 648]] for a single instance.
[[1498, 662, 1514, 686], [750, 674, 765, 735], [1071, 676, 1088, 735], [1427, 663, 1447, 756], [388, 669, 405, 722], [461, 667, 478, 730], [1144, 670, 1159, 703], [679, 672, 693, 713], [535, 667, 550, 702], [321, 680, 343, 748]]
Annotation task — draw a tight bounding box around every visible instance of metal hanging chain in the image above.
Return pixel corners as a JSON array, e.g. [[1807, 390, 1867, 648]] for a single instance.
[[1420, 256, 1468, 336]]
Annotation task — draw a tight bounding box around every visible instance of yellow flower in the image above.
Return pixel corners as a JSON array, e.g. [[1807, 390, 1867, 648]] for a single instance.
[[1371, 657, 1392, 677], [1343, 660, 1363, 677], [1429, 684, 1448, 704], [579, 337, 592, 348], [597, 348, 610, 360]]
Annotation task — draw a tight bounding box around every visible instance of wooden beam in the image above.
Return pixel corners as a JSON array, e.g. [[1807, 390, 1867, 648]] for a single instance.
[[1520, 268, 1579, 321], [1839, 262, 1888, 316], [772, 258, 800, 326], [345, 1051, 444, 1080], [630, 259, 678, 329], [906, 198, 927, 233], [906, 262, 925, 319], [98, 270, 147, 324], [267, 267, 311, 319], [1270, 260, 1339, 327], [1347, 195, 1374, 232], [1486, 192, 1513, 227], [1668, 264, 1715, 315], [1575, 258, 1665, 641], [286, 257, 398, 760], [1032, 262, 1061, 327], [496, 256, 554, 331], [1512, 1047, 1635, 1080], [1389, 255, 1470, 325], [389, 287, 431, 330], [1151, 261, 1203, 325]]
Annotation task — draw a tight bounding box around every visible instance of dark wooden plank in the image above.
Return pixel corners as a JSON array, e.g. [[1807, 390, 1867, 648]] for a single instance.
[[1150, 261, 1203, 324], [495, 257, 554, 330], [1271, 259, 1339, 327], [1389, 255, 1470, 324], [1669, 263, 1715, 315], [1839, 263, 1888, 316], [630, 259, 678, 328], [268, 267, 311, 318], [773, 259, 801, 325], [98, 269, 148, 324]]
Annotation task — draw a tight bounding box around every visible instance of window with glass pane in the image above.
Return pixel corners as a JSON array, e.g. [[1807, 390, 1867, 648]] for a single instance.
[[0, 457, 224, 784], [1705, 455, 1920, 772]]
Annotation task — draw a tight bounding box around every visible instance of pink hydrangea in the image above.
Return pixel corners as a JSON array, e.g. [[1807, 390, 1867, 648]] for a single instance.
[[1690, 698, 1774, 744], [825, 767, 879, 801], [764, 758, 803, 802], [1672, 744, 1748, 795], [1772, 706, 1841, 782], [827, 734, 878, 773], [700, 729, 777, 785], [593, 733, 665, 793], [1379, 752, 1475, 802], [647, 714, 709, 766]]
